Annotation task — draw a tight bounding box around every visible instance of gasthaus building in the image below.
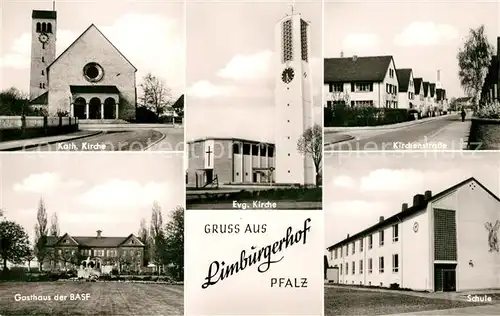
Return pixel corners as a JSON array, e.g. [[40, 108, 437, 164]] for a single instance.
[[326, 177, 500, 292]]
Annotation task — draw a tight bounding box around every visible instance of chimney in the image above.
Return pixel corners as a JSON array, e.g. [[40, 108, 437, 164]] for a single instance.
[[402, 203, 408, 211], [413, 194, 425, 206], [424, 190, 432, 200], [347, 234, 350, 239], [340, 51, 344, 58], [96, 230, 102, 238], [379, 216, 384, 222], [352, 55, 358, 61]]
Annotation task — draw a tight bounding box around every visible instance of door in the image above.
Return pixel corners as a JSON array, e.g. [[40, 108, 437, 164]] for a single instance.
[[253, 172, 258, 183], [205, 169, 213, 184], [434, 264, 456, 292], [443, 269, 456, 292]]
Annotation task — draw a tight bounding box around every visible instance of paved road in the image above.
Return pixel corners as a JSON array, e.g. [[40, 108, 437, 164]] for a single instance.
[[326, 115, 470, 151], [391, 303, 500, 315], [23, 129, 165, 151]]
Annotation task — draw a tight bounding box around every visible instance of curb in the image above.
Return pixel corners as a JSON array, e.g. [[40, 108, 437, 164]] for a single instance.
[[324, 135, 355, 147], [0, 131, 104, 151], [143, 131, 167, 151], [324, 114, 456, 133]]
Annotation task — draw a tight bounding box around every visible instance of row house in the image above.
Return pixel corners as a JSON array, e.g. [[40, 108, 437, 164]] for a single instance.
[[481, 36, 500, 104], [436, 88, 448, 113], [326, 177, 500, 292], [429, 83, 437, 115], [413, 78, 425, 113], [324, 55, 399, 108], [396, 69, 415, 110]]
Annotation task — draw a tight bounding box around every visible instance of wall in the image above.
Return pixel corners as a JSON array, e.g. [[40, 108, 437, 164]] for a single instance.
[[48, 25, 136, 120], [0, 116, 79, 142], [187, 141, 204, 187], [433, 180, 500, 291]]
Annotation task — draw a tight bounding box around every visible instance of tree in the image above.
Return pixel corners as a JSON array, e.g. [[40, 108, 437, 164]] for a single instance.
[[49, 213, 60, 237], [59, 249, 73, 271], [139, 73, 173, 119], [297, 124, 323, 186], [0, 87, 29, 116], [24, 247, 35, 272], [457, 25, 494, 108], [0, 220, 30, 270], [34, 198, 48, 271], [164, 206, 184, 281], [149, 202, 166, 274], [138, 218, 150, 266], [449, 97, 458, 111]]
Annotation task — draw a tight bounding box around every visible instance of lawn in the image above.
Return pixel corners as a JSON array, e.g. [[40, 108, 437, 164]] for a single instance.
[[0, 281, 183, 316], [325, 287, 488, 316]]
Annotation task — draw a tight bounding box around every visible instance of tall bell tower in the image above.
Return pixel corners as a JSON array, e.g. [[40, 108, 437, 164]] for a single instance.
[[274, 6, 315, 185], [30, 10, 57, 101]]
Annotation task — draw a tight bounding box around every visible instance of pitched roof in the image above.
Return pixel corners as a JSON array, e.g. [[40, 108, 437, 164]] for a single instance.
[[30, 91, 48, 104], [47, 233, 144, 247], [423, 81, 430, 97], [436, 88, 446, 101], [324, 56, 394, 83], [47, 24, 137, 71], [70, 85, 119, 94], [396, 69, 412, 92], [172, 94, 184, 108], [456, 96, 472, 102], [32, 10, 57, 19], [414, 78, 423, 94], [429, 83, 436, 97], [326, 177, 500, 250]]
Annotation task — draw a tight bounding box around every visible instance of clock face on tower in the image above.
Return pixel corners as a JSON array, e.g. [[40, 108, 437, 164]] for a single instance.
[[281, 67, 295, 84], [39, 33, 49, 43]]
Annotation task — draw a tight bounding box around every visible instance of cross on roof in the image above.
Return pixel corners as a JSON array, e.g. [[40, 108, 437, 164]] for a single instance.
[[206, 146, 212, 167]]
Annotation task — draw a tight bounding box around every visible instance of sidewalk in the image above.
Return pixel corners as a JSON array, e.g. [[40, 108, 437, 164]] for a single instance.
[[0, 130, 101, 151], [421, 113, 472, 150]]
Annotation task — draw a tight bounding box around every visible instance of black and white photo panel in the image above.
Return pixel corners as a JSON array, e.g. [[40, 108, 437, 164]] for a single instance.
[[0, 152, 185, 316], [185, 209, 324, 315], [323, 0, 500, 151], [323, 151, 500, 316], [1, 0, 184, 152], [185, 0, 323, 210]]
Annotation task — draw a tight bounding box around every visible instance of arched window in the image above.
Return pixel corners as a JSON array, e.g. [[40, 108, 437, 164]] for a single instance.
[[47, 23, 52, 33], [42, 22, 46, 33], [41, 70, 44, 75], [36, 22, 41, 33]]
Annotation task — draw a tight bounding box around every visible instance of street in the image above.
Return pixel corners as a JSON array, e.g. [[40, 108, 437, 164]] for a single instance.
[[325, 114, 471, 151]]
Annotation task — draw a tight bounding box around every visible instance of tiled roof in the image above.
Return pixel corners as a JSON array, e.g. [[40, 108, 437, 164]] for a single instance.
[[70, 85, 119, 94], [30, 91, 48, 104], [32, 10, 57, 19], [327, 177, 500, 250], [47, 234, 143, 247], [423, 82, 430, 97], [172, 94, 184, 108], [436, 88, 446, 101], [396, 69, 412, 92], [413, 78, 423, 94], [430, 83, 436, 97], [324, 56, 394, 83]]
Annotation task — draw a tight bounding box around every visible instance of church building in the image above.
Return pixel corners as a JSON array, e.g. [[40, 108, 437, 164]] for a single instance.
[[29, 10, 137, 120], [326, 177, 500, 292], [187, 9, 315, 188]]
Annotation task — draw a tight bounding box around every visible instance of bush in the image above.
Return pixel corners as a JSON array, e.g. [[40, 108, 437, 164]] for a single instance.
[[475, 101, 500, 119], [390, 283, 400, 289]]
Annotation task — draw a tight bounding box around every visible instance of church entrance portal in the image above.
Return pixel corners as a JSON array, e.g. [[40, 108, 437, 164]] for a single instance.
[[104, 98, 116, 119], [74, 97, 86, 119], [89, 97, 101, 119]]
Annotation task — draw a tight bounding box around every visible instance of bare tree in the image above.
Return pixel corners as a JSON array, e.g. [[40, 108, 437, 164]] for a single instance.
[[34, 198, 48, 271], [457, 25, 494, 108], [49, 213, 60, 237], [297, 124, 323, 187], [139, 73, 173, 119]]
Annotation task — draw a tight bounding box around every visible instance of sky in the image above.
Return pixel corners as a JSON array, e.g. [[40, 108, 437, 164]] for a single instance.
[[324, 151, 500, 249], [324, 0, 499, 99], [186, 0, 322, 142], [0, 0, 185, 99], [0, 153, 184, 244]]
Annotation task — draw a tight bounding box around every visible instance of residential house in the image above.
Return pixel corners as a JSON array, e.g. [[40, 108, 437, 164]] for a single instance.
[[423, 81, 431, 116], [324, 55, 399, 108], [456, 97, 473, 110], [396, 69, 415, 110], [436, 88, 447, 113], [413, 78, 425, 114], [326, 177, 500, 292], [43, 230, 145, 273], [429, 83, 437, 115], [481, 36, 500, 104]]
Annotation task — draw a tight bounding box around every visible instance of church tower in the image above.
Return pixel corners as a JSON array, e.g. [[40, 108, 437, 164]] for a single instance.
[[30, 10, 57, 101], [274, 7, 315, 185]]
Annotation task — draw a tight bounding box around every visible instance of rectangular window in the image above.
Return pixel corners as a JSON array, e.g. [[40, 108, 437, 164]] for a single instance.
[[345, 245, 348, 257], [252, 144, 258, 155], [267, 145, 274, 157], [340, 247, 343, 258], [379, 230, 384, 246], [334, 249, 337, 259], [368, 235, 373, 249], [333, 83, 343, 92], [345, 262, 348, 275], [232, 143, 240, 154], [359, 260, 363, 274], [260, 144, 266, 156], [243, 144, 250, 155], [41, 56, 45, 62], [368, 258, 372, 274], [392, 224, 399, 242], [41, 70, 44, 75], [300, 19, 308, 62], [359, 239, 363, 252], [355, 83, 372, 92], [352, 261, 355, 275], [352, 242, 355, 254], [392, 254, 399, 272], [379, 256, 384, 273], [340, 263, 343, 275], [434, 209, 457, 260], [282, 19, 293, 62]]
